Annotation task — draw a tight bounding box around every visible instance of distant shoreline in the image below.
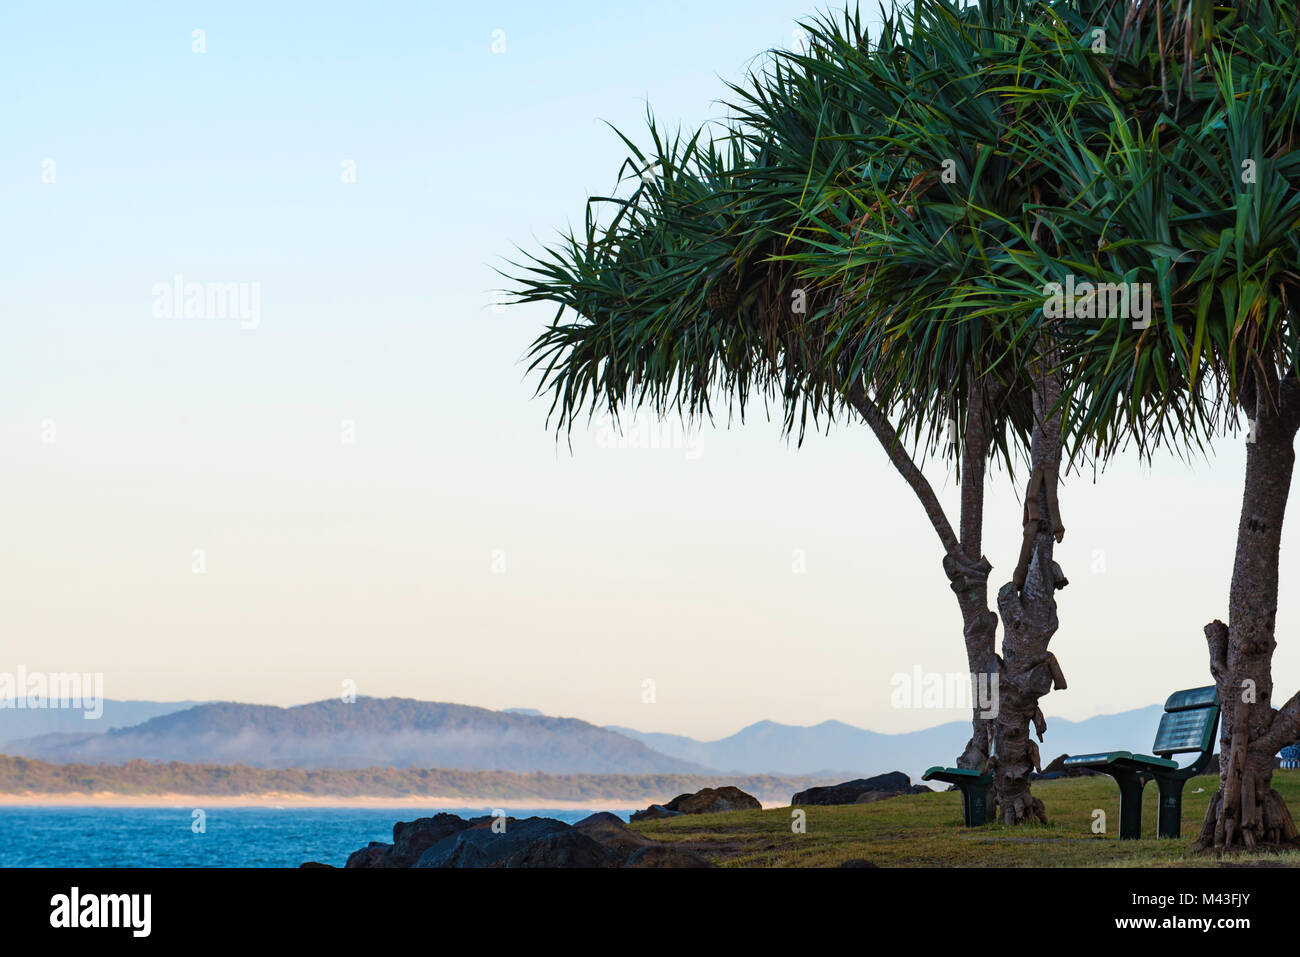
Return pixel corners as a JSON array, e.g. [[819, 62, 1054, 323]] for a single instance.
[[0, 791, 678, 810], [0, 754, 819, 807]]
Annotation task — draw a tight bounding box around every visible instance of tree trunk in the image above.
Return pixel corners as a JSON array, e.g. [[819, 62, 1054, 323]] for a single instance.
[[990, 357, 1068, 824], [848, 384, 998, 771], [950, 379, 998, 770], [951, 559, 997, 769], [1192, 375, 1300, 852]]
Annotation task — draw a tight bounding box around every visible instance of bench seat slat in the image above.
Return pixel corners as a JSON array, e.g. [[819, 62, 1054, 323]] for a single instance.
[[922, 765, 987, 782], [1127, 753, 1179, 769], [1063, 751, 1177, 770], [1064, 751, 1132, 767]]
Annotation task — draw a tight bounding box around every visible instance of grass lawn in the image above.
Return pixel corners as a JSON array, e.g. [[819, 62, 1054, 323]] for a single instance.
[[627, 769, 1300, 867]]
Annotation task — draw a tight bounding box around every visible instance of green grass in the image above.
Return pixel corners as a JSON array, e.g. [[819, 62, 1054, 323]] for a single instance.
[[628, 771, 1300, 867]]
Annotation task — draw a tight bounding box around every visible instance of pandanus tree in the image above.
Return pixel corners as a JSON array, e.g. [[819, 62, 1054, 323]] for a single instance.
[[512, 1, 1079, 823], [783, 0, 1082, 823], [1001, 0, 1300, 849]]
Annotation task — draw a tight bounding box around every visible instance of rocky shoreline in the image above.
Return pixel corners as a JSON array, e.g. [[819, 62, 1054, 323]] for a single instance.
[[306, 775, 934, 868], [306, 810, 712, 869]]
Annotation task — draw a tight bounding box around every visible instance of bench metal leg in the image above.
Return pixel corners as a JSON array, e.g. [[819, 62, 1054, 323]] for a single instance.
[[923, 770, 994, 827], [1105, 770, 1147, 839], [957, 781, 990, 827], [1153, 775, 1185, 839]]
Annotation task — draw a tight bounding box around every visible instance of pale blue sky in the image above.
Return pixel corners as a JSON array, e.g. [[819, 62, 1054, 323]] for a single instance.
[[0, 2, 1287, 739]]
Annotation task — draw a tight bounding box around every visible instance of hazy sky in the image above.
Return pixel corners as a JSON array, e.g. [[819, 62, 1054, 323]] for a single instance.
[[3, 1, 1294, 741]]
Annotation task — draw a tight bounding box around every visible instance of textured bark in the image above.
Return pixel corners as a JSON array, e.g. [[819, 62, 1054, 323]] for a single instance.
[[950, 379, 997, 769], [950, 548, 997, 770], [849, 384, 997, 769], [1192, 373, 1300, 852], [991, 356, 1068, 825]]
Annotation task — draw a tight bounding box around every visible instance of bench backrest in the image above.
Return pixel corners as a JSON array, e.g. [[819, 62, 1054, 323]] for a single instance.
[[1151, 686, 1219, 758]]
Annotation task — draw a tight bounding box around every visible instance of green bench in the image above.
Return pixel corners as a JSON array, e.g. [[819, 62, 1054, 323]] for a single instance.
[[921, 766, 994, 826], [1064, 686, 1220, 840]]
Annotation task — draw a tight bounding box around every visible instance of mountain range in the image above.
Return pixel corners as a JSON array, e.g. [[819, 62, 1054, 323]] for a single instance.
[[0, 696, 1174, 779], [1, 699, 715, 775], [610, 706, 1168, 779]]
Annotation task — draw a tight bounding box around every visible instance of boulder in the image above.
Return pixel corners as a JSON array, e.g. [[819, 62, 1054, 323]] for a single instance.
[[330, 810, 721, 869], [573, 812, 652, 863], [792, 772, 911, 806], [665, 786, 761, 815], [629, 804, 683, 822], [854, 783, 931, 803], [624, 845, 714, 868], [573, 810, 626, 828], [631, 785, 762, 821], [839, 858, 878, 868], [1041, 753, 1069, 774], [345, 842, 393, 869], [343, 813, 482, 868], [299, 861, 335, 868], [414, 816, 571, 868], [497, 829, 621, 868], [854, 789, 901, 804], [388, 813, 479, 867]]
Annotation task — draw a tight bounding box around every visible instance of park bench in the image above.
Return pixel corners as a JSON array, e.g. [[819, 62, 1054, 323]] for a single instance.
[[921, 766, 993, 826], [1063, 686, 1220, 840]]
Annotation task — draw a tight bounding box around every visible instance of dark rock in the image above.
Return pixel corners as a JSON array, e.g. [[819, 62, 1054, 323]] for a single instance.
[[792, 772, 911, 806], [631, 785, 761, 821], [855, 789, 901, 804], [573, 811, 624, 827], [497, 829, 621, 868], [343, 812, 482, 868], [624, 845, 714, 868], [339, 809, 724, 869], [630, 804, 684, 822], [414, 816, 571, 868], [857, 783, 932, 803], [389, 813, 479, 867], [573, 813, 652, 863], [345, 842, 393, 869], [340, 811, 704, 869], [299, 861, 335, 868], [840, 859, 878, 868], [1041, 753, 1069, 774], [664, 786, 761, 815]]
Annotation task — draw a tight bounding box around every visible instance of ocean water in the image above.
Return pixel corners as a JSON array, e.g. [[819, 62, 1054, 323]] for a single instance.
[[0, 806, 627, 868]]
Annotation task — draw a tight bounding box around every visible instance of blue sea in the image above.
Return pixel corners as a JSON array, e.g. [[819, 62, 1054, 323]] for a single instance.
[[0, 806, 627, 867]]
